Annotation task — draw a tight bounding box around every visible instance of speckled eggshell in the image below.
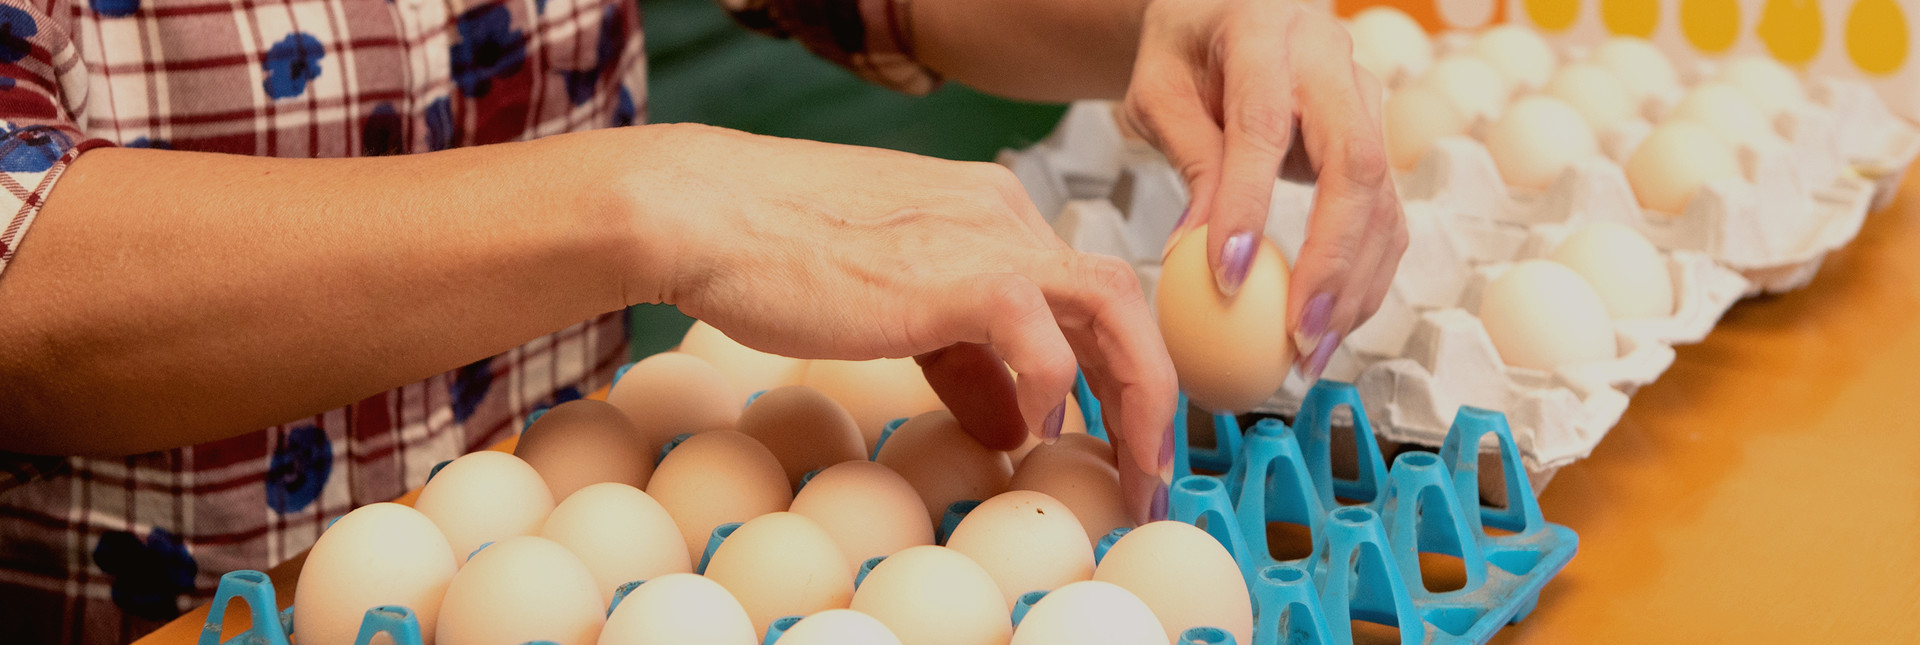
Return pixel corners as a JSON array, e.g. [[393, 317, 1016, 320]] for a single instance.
[[598, 573, 757, 645], [644, 431, 793, 565], [1418, 55, 1513, 121], [1549, 221, 1675, 320], [413, 451, 556, 563], [605, 352, 741, 454], [1385, 85, 1471, 171], [1093, 521, 1253, 645], [678, 320, 809, 402], [777, 610, 905, 645], [790, 461, 935, 571], [1544, 62, 1637, 131], [437, 536, 604, 645], [1477, 260, 1618, 371], [1470, 24, 1557, 88], [541, 483, 691, 605], [1593, 37, 1681, 106], [294, 503, 458, 645], [1007, 442, 1131, 545], [1008, 581, 1164, 645], [1346, 6, 1433, 82], [736, 385, 867, 489], [514, 399, 655, 501], [851, 545, 1012, 645], [875, 410, 1015, 525], [1156, 225, 1294, 414], [1006, 396, 1088, 465], [702, 512, 855, 638], [945, 491, 1094, 609], [804, 359, 946, 454], [1485, 96, 1598, 191], [1625, 121, 1742, 215]]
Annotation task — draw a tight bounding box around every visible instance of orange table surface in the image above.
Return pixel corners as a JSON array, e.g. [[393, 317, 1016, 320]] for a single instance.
[[141, 171, 1920, 645]]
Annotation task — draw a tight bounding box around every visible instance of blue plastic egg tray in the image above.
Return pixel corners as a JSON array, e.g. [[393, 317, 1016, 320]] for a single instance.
[[199, 375, 1574, 645]]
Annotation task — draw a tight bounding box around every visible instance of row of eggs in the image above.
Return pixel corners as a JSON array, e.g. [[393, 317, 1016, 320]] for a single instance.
[[1357, 8, 1814, 214]]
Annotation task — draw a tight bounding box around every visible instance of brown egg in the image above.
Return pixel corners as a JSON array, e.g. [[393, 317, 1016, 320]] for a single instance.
[[736, 385, 867, 489], [679, 321, 808, 402], [513, 399, 654, 501], [645, 431, 793, 564], [1008, 442, 1132, 545], [1156, 225, 1295, 413], [790, 461, 934, 570], [605, 352, 741, 455], [876, 410, 1015, 525], [803, 359, 946, 454], [703, 512, 855, 637]]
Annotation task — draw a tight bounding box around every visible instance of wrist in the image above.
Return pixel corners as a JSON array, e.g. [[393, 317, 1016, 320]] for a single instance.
[[541, 123, 716, 310]]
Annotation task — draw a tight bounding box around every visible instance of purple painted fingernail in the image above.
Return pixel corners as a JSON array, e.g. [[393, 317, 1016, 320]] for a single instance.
[[1149, 483, 1170, 522], [1042, 402, 1066, 441], [1158, 422, 1177, 476], [1173, 206, 1191, 230], [1303, 332, 1339, 384], [1216, 232, 1258, 296], [1293, 293, 1334, 353]]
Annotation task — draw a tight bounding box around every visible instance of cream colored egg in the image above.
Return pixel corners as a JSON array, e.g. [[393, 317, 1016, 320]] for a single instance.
[[605, 352, 741, 455], [778, 610, 905, 645], [1486, 96, 1598, 191], [1419, 55, 1512, 121], [1470, 25, 1557, 88], [1550, 222, 1675, 320], [736, 385, 867, 489], [599, 573, 757, 645], [1715, 55, 1808, 119], [1668, 82, 1783, 152], [437, 536, 604, 645], [679, 321, 809, 402], [541, 483, 692, 605], [1008, 581, 1165, 645], [1477, 260, 1618, 371], [1008, 443, 1131, 545], [644, 431, 793, 565], [790, 461, 935, 569], [1625, 121, 1742, 214], [704, 512, 855, 638], [1347, 6, 1433, 82], [1156, 225, 1293, 414], [295, 503, 457, 645], [804, 359, 946, 453], [514, 399, 655, 501], [1006, 395, 1088, 465], [1593, 37, 1681, 105], [852, 545, 1012, 645], [1384, 85, 1471, 171], [946, 491, 1095, 610], [1544, 62, 1637, 131], [1093, 521, 1252, 645], [876, 410, 1015, 525], [413, 451, 556, 562]]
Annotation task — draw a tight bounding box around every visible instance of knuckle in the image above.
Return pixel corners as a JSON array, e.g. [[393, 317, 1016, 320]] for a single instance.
[[1234, 103, 1293, 149], [1340, 139, 1391, 190], [984, 275, 1047, 320]]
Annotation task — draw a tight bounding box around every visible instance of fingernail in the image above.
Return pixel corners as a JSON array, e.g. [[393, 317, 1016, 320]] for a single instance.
[[1291, 293, 1334, 356], [1302, 332, 1339, 384], [1173, 206, 1190, 230], [1216, 232, 1257, 297], [1041, 402, 1066, 441], [1158, 422, 1176, 477], [1149, 482, 1170, 522]]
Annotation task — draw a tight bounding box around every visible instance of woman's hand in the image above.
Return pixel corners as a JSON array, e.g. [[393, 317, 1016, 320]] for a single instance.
[[598, 124, 1179, 522], [1122, 0, 1408, 382]]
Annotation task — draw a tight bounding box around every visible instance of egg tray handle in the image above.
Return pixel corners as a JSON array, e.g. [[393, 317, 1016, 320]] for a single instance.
[[199, 570, 428, 645]]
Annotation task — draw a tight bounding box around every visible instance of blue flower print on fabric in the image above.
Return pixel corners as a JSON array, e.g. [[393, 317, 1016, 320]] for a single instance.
[[125, 137, 170, 149], [0, 125, 75, 173], [552, 385, 582, 407], [450, 5, 526, 99], [91, 0, 141, 18], [262, 32, 325, 100], [266, 424, 333, 514], [451, 358, 494, 424], [0, 5, 38, 64], [560, 5, 628, 107], [426, 96, 454, 151], [535, 0, 549, 15], [0, 77, 13, 90], [614, 86, 636, 127], [363, 103, 403, 156], [92, 528, 197, 622]]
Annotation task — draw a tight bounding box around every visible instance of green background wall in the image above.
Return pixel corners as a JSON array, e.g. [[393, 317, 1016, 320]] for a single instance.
[[628, 0, 1072, 357]]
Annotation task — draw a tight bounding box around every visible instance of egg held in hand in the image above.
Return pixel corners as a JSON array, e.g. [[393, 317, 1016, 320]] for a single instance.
[[1156, 225, 1294, 414]]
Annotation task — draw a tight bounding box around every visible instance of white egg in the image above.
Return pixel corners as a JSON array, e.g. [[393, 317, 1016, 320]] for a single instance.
[[946, 491, 1095, 610], [1715, 55, 1808, 120], [1384, 85, 1471, 171], [541, 483, 691, 605], [1485, 96, 1598, 191], [678, 321, 808, 402], [598, 573, 757, 645], [1593, 37, 1680, 105], [413, 451, 556, 562], [1625, 121, 1742, 214], [1009, 581, 1164, 645], [1477, 260, 1618, 371], [1667, 82, 1784, 152], [776, 610, 905, 645], [1470, 25, 1557, 88], [437, 536, 604, 645], [1550, 222, 1675, 320], [295, 504, 458, 645], [1346, 7, 1433, 82], [1419, 55, 1512, 121], [605, 352, 741, 454], [1544, 62, 1637, 131], [1093, 521, 1252, 645]]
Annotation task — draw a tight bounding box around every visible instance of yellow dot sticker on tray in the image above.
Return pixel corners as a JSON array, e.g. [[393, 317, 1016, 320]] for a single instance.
[[1527, 0, 1580, 31], [1759, 0, 1825, 64], [1846, 0, 1909, 74], [1603, 0, 1660, 37], [1681, 0, 1740, 52]]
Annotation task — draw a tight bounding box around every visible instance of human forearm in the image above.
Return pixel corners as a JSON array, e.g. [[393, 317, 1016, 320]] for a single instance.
[[911, 0, 1147, 102], [0, 132, 660, 456]]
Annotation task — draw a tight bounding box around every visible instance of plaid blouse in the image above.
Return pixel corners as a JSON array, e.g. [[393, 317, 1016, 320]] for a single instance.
[[0, 0, 933, 641]]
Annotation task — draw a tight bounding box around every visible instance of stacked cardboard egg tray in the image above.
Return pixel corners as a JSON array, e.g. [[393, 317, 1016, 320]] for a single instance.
[[1008, 37, 1920, 493], [195, 380, 1574, 645]]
